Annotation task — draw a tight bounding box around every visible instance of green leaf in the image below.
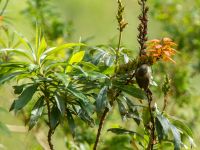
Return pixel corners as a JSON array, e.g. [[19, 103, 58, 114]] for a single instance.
[[54, 93, 65, 115], [67, 87, 88, 104], [0, 71, 25, 85], [114, 84, 146, 100], [81, 61, 99, 71], [170, 125, 181, 150], [0, 48, 33, 62], [16, 33, 33, 52], [87, 71, 108, 80], [42, 43, 84, 59], [66, 109, 75, 137], [66, 51, 85, 72], [35, 24, 41, 52], [37, 36, 47, 62], [117, 98, 127, 120], [10, 84, 38, 111], [29, 96, 44, 130], [0, 122, 10, 136], [54, 73, 70, 88], [155, 117, 164, 142], [168, 116, 193, 137], [107, 128, 146, 142], [78, 109, 95, 127], [96, 86, 108, 115], [13, 83, 30, 94], [50, 106, 60, 129], [156, 114, 170, 136]]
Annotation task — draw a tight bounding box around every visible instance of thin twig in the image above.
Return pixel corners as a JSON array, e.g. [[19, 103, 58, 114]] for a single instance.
[[137, 0, 149, 57], [93, 1, 128, 149]]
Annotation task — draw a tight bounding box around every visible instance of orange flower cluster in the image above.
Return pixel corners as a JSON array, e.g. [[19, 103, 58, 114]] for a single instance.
[[146, 38, 177, 63]]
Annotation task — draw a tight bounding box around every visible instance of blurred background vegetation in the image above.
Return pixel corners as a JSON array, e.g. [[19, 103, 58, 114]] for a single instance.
[[0, 0, 199, 149]]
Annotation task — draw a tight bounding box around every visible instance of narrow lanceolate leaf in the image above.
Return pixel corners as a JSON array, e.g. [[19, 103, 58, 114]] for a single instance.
[[78, 109, 95, 127], [67, 87, 88, 104], [96, 86, 108, 115], [156, 114, 170, 136], [10, 84, 38, 111], [66, 51, 85, 72], [29, 96, 44, 130], [117, 99, 127, 120], [114, 84, 146, 100], [168, 116, 193, 137], [50, 106, 60, 129], [0, 48, 33, 62], [42, 43, 84, 57], [0, 71, 25, 85], [170, 125, 181, 150], [54, 93, 65, 115], [37, 36, 47, 62], [107, 128, 145, 141], [54, 73, 70, 88], [66, 109, 75, 137]]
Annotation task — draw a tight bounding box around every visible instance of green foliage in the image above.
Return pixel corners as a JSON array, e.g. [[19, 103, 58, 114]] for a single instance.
[[0, 0, 196, 149]]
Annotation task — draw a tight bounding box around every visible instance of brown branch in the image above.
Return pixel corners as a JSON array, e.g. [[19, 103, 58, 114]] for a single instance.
[[137, 0, 149, 57], [93, 107, 109, 150], [146, 89, 155, 150]]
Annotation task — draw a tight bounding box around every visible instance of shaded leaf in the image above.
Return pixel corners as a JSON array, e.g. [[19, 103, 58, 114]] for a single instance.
[[96, 86, 108, 115], [114, 84, 146, 100], [54, 93, 65, 115], [156, 114, 170, 136], [168, 116, 193, 137], [10, 84, 38, 111], [170, 125, 181, 150], [66, 109, 75, 137], [29, 96, 44, 130], [54, 73, 70, 88], [50, 106, 60, 129], [107, 128, 145, 141], [117, 98, 127, 121], [0, 71, 25, 84], [78, 109, 95, 127]]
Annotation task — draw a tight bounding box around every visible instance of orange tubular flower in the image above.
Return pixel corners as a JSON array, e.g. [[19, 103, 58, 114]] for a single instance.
[[146, 37, 177, 64]]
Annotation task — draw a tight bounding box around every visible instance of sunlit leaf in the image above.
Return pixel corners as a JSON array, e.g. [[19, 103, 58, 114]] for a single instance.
[[37, 36, 47, 62], [66, 51, 85, 72]]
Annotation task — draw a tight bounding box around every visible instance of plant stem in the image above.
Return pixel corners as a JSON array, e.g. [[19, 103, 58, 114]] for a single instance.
[[115, 31, 122, 73], [146, 90, 155, 150], [93, 107, 109, 150], [43, 84, 54, 150]]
